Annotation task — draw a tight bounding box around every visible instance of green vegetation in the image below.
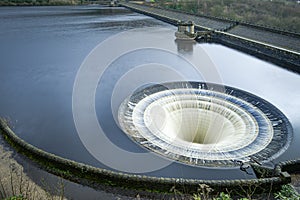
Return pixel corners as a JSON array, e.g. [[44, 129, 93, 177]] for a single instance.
[[1, 0, 299, 32], [153, 0, 300, 33], [5, 196, 25, 200], [1, 117, 299, 200], [191, 184, 249, 200], [275, 184, 300, 200], [191, 184, 300, 200]]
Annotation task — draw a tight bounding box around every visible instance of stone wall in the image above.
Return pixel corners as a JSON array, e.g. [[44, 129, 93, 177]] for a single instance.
[[0, 118, 296, 194], [212, 32, 300, 74], [121, 2, 300, 74]]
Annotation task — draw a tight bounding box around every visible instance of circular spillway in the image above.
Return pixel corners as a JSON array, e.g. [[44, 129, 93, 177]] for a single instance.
[[118, 82, 292, 167]]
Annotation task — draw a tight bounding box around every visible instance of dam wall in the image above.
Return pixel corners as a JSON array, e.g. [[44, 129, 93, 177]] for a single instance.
[[213, 32, 300, 74], [121, 2, 300, 74]]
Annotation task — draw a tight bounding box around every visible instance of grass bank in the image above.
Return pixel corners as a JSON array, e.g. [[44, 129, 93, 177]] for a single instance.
[[152, 0, 300, 33]]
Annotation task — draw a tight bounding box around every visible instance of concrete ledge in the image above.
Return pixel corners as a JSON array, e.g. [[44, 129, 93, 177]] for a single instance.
[[121, 2, 300, 74], [238, 21, 300, 39], [276, 160, 300, 175], [124, 2, 300, 38], [0, 118, 297, 195], [212, 32, 300, 74]]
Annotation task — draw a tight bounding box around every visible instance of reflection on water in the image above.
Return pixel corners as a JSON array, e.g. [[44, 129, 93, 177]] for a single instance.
[[175, 39, 196, 54], [0, 4, 300, 194], [0, 5, 165, 164]]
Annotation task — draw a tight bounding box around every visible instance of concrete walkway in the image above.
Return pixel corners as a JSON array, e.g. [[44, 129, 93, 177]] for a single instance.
[[121, 2, 300, 52]]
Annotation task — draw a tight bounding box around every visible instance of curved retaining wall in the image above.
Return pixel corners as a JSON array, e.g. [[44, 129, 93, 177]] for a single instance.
[[0, 118, 297, 195]]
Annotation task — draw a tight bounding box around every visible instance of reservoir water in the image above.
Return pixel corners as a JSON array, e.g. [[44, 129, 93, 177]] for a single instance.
[[0, 4, 299, 197]]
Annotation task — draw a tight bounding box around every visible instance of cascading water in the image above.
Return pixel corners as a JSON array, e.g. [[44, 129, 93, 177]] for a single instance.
[[118, 82, 292, 167]]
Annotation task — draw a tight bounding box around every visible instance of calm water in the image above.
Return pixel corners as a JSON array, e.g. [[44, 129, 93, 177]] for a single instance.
[[0, 4, 300, 193]]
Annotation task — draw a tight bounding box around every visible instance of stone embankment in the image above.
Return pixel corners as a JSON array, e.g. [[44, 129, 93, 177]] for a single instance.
[[228, 25, 300, 52], [121, 2, 300, 74], [0, 116, 298, 195]]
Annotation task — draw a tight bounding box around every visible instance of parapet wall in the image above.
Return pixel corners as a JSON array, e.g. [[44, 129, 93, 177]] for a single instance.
[[159, 4, 300, 38], [238, 21, 300, 39], [0, 118, 297, 195], [126, 2, 300, 39], [212, 32, 300, 74], [121, 2, 300, 74]]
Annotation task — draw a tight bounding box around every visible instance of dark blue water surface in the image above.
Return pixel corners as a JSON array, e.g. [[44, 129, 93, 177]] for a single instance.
[[0, 4, 299, 190]]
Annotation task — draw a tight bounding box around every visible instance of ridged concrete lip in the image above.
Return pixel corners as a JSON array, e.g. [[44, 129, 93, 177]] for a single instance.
[[0, 117, 295, 194], [118, 82, 293, 167]]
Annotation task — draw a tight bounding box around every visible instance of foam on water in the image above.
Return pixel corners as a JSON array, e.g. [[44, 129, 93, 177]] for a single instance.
[[118, 82, 292, 167]]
